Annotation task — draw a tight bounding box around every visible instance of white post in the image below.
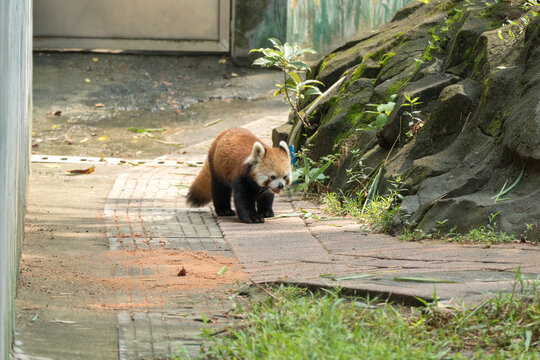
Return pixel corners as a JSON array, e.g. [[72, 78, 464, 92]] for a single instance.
[[0, 0, 32, 357]]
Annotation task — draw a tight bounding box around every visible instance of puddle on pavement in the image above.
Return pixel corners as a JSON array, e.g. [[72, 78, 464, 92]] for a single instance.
[[32, 96, 289, 159]]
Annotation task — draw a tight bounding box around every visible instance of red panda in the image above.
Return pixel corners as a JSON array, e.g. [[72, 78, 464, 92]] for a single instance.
[[186, 128, 292, 223]]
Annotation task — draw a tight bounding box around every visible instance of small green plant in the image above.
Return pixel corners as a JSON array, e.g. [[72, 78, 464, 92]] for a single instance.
[[323, 176, 404, 233], [497, 0, 538, 41], [401, 94, 424, 139], [291, 149, 335, 194], [491, 166, 524, 203], [362, 94, 397, 131], [250, 38, 323, 130]]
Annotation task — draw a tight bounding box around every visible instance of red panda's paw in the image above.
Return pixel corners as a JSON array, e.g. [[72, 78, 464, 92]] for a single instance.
[[259, 209, 274, 218], [239, 214, 265, 224], [216, 209, 235, 216]]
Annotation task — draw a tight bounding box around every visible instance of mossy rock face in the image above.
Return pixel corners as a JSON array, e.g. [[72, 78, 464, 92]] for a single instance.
[[283, 0, 540, 238], [328, 130, 378, 192], [306, 78, 374, 161], [314, 47, 366, 87], [408, 79, 483, 159], [380, 73, 460, 148]]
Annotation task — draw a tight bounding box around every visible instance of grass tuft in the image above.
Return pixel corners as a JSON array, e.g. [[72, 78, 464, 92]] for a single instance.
[[176, 272, 539, 359]]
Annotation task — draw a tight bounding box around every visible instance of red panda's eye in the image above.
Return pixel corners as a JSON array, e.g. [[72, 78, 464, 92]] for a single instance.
[[284, 175, 288, 180], [271, 175, 276, 180]]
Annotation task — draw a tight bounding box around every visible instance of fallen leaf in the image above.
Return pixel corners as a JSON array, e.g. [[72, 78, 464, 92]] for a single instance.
[[177, 267, 187, 276], [393, 277, 457, 283], [94, 103, 105, 108], [217, 266, 227, 276], [161, 80, 172, 86], [267, 212, 303, 219], [66, 166, 95, 175], [218, 58, 227, 64], [204, 119, 222, 128], [230, 72, 238, 77], [177, 74, 183, 79], [84, 78, 91, 83], [52, 124, 59, 129], [127, 127, 164, 133], [319, 273, 375, 281], [92, 57, 99, 62], [155, 140, 182, 147], [98, 135, 107, 141]]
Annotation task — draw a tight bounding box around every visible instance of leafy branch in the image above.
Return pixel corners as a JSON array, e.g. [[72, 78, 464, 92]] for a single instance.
[[250, 38, 323, 130]]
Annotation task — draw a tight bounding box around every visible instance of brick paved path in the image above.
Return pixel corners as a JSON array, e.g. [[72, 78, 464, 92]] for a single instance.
[[103, 115, 540, 358], [103, 116, 285, 359]]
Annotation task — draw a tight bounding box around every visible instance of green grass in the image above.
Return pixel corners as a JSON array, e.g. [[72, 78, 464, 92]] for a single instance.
[[400, 223, 518, 246], [323, 191, 520, 246], [322, 191, 398, 234], [177, 273, 539, 359]]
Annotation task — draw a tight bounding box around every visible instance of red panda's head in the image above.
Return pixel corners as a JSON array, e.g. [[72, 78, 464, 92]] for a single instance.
[[244, 141, 292, 194]]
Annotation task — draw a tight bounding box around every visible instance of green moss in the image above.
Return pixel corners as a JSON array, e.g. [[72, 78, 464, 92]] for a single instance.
[[472, 40, 488, 81], [330, 105, 343, 118], [484, 117, 502, 137], [368, 48, 386, 62], [394, 32, 405, 38], [319, 53, 337, 73], [377, 52, 396, 69], [344, 103, 365, 126], [349, 63, 366, 83], [385, 78, 408, 97]]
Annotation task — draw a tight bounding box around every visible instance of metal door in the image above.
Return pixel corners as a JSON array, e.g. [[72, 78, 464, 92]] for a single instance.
[[33, 0, 231, 52]]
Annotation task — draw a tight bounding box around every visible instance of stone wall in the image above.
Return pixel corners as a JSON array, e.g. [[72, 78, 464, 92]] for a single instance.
[[0, 0, 32, 356]]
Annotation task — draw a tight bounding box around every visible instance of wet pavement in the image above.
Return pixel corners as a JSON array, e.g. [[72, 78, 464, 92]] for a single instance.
[[14, 52, 540, 359]]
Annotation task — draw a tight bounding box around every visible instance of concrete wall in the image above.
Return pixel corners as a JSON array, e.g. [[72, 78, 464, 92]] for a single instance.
[[0, 0, 32, 357], [233, 0, 413, 64]]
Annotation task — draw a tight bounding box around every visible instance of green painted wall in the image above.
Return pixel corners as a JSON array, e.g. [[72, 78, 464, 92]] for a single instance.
[[0, 0, 32, 357], [287, 0, 414, 56], [233, 0, 288, 65], [233, 0, 414, 63]]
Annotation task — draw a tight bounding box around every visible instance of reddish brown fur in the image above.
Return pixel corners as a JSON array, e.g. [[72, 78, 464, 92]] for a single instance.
[[186, 128, 290, 207]]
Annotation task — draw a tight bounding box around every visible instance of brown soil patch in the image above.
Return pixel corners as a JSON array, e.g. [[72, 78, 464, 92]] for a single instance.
[[103, 248, 248, 293]]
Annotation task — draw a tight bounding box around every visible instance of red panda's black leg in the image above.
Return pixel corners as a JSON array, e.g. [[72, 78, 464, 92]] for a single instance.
[[257, 191, 275, 218], [211, 176, 235, 216], [232, 178, 264, 223]]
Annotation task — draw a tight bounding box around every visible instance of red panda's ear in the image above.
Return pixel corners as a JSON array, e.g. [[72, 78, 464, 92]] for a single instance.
[[244, 141, 265, 165], [278, 141, 290, 157]]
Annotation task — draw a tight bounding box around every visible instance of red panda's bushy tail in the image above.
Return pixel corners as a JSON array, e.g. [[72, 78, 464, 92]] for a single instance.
[[186, 160, 212, 207]]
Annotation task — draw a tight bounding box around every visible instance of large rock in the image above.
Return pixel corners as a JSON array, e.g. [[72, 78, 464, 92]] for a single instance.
[[285, 0, 540, 240]]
